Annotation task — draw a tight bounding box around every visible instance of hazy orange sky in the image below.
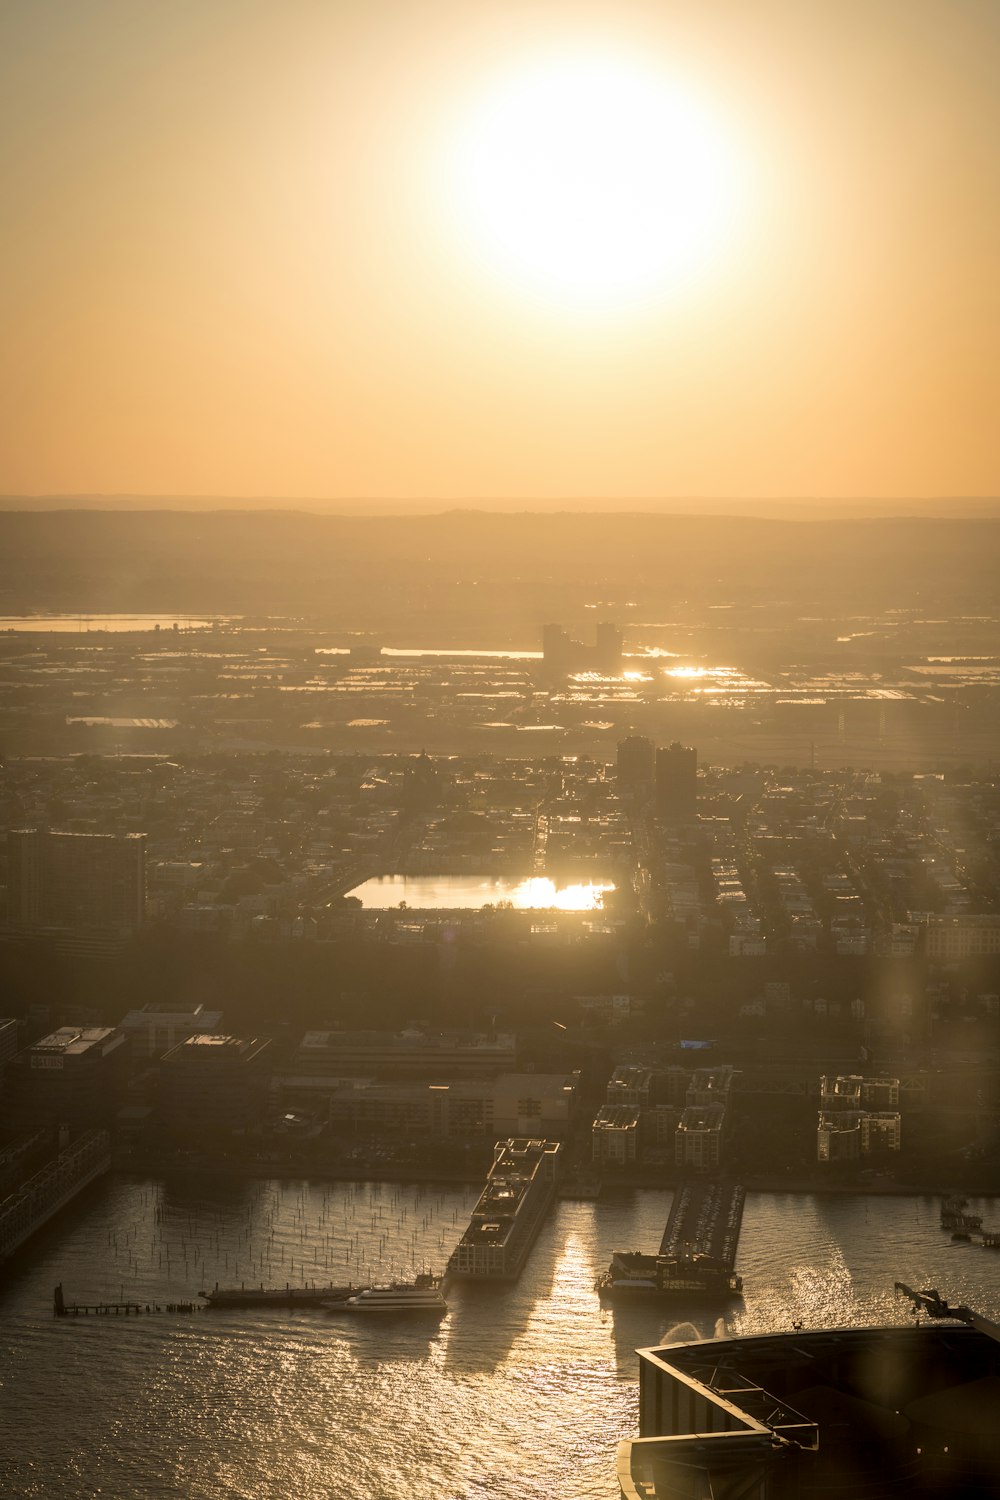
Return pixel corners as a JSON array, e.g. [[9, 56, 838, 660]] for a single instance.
[[1, 0, 997, 505]]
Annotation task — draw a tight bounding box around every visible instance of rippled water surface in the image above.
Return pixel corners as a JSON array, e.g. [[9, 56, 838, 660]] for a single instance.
[[1, 1179, 998, 1499]]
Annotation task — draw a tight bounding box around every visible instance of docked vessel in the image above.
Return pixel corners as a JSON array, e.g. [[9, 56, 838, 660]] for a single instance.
[[448, 1137, 562, 1281], [597, 1249, 743, 1301], [328, 1274, 447, 1316]]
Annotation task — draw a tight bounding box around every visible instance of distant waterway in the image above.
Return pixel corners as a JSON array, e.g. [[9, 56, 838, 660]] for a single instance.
[[1, 1179, 998, 1499], [349, 874, 615, 910], [0, 614, 220, 633]]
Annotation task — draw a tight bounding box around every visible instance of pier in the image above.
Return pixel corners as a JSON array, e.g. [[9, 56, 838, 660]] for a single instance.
[[659, 1180, 746, 1268], [598, 1180, 746, 1300], [448, 1138, 561, 1280], [0, 1131, 111, 1267]]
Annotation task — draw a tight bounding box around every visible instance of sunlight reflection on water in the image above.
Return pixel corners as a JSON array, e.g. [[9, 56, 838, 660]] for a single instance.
[[1, 1182, 997, 1499]]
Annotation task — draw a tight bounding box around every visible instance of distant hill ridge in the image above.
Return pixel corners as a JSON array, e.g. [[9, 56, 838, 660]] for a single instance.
[[0, 509, 997, 624]]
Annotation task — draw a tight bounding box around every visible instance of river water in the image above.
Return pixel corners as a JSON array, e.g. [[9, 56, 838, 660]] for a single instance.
[[1, 1178, 998, 1499]]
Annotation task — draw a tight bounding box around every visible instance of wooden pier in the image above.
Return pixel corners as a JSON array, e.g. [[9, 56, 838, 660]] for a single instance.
[[54, 1283, 198, 1317]]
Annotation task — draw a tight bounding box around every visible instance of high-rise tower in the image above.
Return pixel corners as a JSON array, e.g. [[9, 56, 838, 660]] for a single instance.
[[655, 743, 698, 825]]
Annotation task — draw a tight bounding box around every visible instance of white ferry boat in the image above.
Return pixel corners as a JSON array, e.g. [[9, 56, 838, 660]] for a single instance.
[[328, 1274, 447, 1316]]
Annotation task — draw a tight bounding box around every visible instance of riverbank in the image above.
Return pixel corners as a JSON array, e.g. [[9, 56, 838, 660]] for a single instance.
[[111, 1148, 990, 1199]]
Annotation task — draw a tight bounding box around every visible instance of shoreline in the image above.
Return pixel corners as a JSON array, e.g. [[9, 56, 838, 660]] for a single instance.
[[111, 1153, 995, 1200]]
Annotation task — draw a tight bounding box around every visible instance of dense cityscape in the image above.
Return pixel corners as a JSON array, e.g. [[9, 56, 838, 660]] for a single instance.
[[3, 597, 999, 1193], [2, 557, 1000, 1495]]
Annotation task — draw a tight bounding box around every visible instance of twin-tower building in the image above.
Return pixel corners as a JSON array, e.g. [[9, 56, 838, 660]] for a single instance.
[[617, 736, 697, 824]]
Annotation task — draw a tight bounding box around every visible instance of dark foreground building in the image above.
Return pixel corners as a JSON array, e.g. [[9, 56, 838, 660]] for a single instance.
[[159, 1033, 271, 1141], [619, 1319, 1000, 1497]]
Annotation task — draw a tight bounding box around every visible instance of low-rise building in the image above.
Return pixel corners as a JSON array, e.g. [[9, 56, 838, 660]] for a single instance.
[[159, 1034, 272, 1140], [290, 1029, 517, 1078], [119, 1003, 224, 1061], [278, 1071, 577, 1140]]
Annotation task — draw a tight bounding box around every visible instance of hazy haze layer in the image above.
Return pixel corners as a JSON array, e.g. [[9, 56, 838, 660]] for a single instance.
[[1, 0, 998, 503]]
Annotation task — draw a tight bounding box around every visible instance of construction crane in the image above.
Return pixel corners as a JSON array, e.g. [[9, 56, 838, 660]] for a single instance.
[[895, 1282, 1000, 1344]]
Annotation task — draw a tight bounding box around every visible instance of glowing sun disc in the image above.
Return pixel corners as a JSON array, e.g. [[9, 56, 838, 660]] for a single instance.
[[450, 49, 740, 310]]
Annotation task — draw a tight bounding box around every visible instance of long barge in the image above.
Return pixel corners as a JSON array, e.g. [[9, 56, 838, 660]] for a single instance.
[[201, 1282, 360, 1308], [448, 1137, 562, 1281]]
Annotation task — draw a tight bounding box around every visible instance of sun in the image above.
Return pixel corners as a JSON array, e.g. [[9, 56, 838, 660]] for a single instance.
[[447, 47, 742, 314]]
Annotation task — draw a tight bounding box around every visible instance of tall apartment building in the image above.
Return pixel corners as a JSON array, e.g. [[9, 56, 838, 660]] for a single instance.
[[7, 830, 146, 932], [655, 743, 698, 825], [616, 736, 656, 791]]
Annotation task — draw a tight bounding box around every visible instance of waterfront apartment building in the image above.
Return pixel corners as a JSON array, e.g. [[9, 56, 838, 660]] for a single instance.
[[816, 1109, 864, 1161], [674, 1104, 726, 1171], [592, 1106, 640, 1165], [542, 621, 623, 677], [7, 829, 146, 932], [606, 1065, 655, 1112], [596, 1064, 726, 1167], [820, 1074, 900, 1111], [816, 1107, 901, 1162], [685, 1066, 737, 1108]]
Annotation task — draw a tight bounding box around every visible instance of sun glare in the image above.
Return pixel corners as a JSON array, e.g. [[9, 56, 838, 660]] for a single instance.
[[511, 876, 614, 911], [448, 48, 742, 314]]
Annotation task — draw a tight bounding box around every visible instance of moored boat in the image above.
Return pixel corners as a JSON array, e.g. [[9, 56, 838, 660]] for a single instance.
[[597, 1250, 743, 1301], [327, 1273, 447, 1316]]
